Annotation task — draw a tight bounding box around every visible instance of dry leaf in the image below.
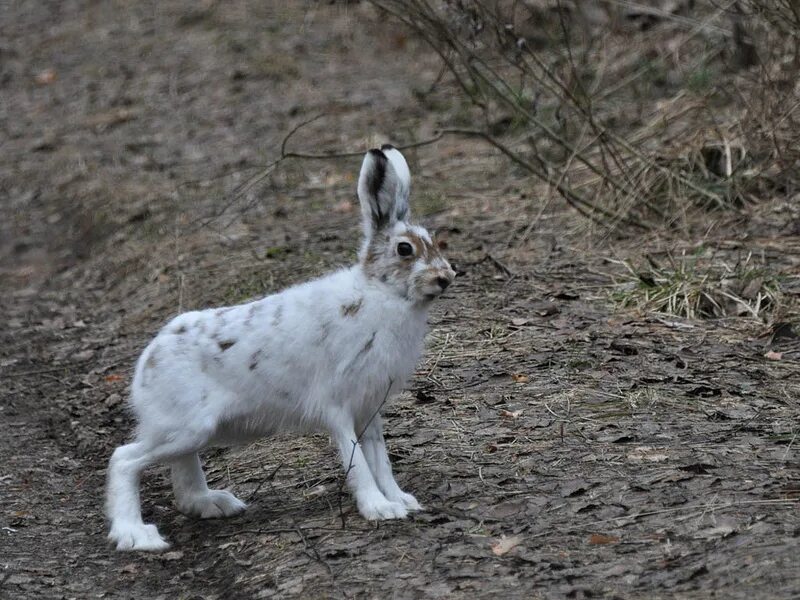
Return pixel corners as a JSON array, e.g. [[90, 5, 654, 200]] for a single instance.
[[499, 409, 523, 419], [162, 550, 184, 561], [534, 301, 559, 316], [491, 534, 523, 556], [104, 393, 122, 407], [511, 318, 530, 326], [105, 374, 123, 383], [303, 484, 327, 498], [511, 373, 529, 384], [764, 350, 782, 361], [589, 533, 620, 545], [627, 446, 669, 462], [35, 68, 56, 85], [333, 200, 354, 213]]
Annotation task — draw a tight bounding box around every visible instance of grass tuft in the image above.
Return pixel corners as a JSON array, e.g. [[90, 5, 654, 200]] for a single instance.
[[610, 252, 784, 321]]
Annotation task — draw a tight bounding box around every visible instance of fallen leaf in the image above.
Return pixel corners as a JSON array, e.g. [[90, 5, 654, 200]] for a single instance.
[[627, 446, 669, 462], [511, 318, 530, 326], [490, 534, 523, 556], [765, 350, 782, 361], [74, 349, 95, 361], [162, 550, 184, 561], [120, 563, 138, 574], [333, 200, 353, 213], [35, 68, 57, 85], [511, 373, 529, 384], [105, 374, 123, 383], [589, 533, 620, 545], [104, 393, 122, 407], [303, 484, 327, 498], [533, 301, 559, 316], [499, 409, 523, 419]]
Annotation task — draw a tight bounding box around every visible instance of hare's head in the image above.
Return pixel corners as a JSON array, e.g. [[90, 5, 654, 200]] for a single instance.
[[356, 145, 455, 304]]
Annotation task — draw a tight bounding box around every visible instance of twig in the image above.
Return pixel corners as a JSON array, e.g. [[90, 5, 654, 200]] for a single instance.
[[188, 124, 458, 233], [782, 431, 797, 461], [337, 378, 394, 528], [483, 252, 515, 277], [293, 520, 338, 585], [245, 462, 283, 502]]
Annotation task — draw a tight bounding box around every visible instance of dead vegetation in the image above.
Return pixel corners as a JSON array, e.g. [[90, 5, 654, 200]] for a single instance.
[[371, 0, 800, 230], [609, 250, 786, 320]]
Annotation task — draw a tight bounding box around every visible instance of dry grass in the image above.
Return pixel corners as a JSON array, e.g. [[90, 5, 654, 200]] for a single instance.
[[609, 251, 784, 320], [371, 0, 800, 231]]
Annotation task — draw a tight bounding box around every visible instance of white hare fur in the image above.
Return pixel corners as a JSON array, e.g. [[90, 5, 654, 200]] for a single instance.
[[106, 146, 456, 551]]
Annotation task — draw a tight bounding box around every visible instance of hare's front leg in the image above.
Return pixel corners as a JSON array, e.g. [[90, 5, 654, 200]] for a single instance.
[[361, 416, 422, 511], [332, 423, 408, 520], [171, 453, 246, 519]]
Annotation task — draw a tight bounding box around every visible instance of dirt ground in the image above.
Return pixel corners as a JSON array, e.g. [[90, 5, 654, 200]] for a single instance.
[[1, 2, 799, 599]]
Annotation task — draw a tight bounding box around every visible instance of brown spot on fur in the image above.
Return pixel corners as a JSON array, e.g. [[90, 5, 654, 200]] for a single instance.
[[218, 340, 236, 351], [145, 350, 157, 369], [406, 232, 426, 259], [341, 298, 363, 317]]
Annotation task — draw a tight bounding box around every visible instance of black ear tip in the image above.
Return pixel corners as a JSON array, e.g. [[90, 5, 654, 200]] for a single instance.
[[380, 143, 396, 151], [368, 148, 387, 159]]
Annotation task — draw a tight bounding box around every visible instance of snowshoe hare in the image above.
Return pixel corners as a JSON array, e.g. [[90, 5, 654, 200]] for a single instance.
[[106, 145, 455, 551]]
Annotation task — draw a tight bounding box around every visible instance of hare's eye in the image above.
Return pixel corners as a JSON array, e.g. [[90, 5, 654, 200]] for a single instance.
[[397, 242, 414, 257]]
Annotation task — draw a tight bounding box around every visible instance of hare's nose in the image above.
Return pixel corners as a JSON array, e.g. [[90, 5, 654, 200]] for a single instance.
[[436, 276, 451, 290]]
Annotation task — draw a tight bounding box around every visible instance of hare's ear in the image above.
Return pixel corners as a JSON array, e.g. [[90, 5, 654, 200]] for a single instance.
[[357, 144, 410, 240]]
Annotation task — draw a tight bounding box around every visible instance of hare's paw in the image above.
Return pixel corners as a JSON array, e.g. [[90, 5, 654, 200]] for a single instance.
[[357, 491, 408, 521], [391, 491, 422, 512], [109, 522, 170, 552], [177, 490, 247, 519]]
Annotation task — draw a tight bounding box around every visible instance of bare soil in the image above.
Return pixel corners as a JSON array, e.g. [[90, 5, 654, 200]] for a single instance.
[[1, 2, 799, 599]]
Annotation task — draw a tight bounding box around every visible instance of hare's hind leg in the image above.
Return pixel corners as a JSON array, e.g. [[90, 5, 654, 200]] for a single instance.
[[171, 453, 246, 519], [106, 431, 212, 551], [106, 441, 171, 552]]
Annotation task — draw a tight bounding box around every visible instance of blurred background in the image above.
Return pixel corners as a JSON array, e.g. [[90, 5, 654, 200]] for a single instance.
[[1, 1, 798, 598]]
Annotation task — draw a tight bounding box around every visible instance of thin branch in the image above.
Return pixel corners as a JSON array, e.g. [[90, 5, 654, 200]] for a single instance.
[[245, 462, 283, 502], [337, 377, 394, 528]]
